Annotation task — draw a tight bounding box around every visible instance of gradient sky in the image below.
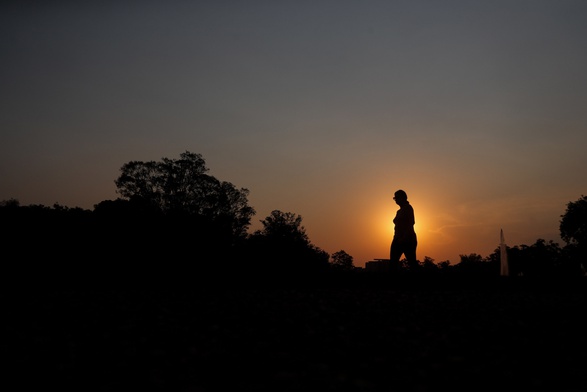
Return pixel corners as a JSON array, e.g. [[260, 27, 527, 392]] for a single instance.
[[2, 1, 587, 267]]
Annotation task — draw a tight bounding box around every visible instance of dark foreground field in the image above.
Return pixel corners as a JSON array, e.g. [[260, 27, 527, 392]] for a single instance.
[[3, 272, 587, 392]]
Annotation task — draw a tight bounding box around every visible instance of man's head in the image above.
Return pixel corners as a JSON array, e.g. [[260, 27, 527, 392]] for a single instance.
[[394, 189, 408, 203]]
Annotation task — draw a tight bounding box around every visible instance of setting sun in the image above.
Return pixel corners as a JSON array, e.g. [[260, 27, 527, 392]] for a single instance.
[[1, 1, 582, 271]]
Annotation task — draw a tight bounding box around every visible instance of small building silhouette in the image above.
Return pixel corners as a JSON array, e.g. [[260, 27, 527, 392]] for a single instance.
[[365, 259, 390, 272]]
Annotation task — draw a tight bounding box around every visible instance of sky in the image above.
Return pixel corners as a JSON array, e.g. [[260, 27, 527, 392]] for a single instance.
[[2, 1, 587, 268]]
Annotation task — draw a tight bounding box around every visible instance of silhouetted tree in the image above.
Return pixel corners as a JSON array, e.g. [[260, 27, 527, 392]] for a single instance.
[[436, 259, 451, 271], [489, 239, 566, 277], [560, 195, 587, 271], [330, 250, 354, 271], [114, 151, 255, 240], [77, 152, 257, 266], [244, 210, 329, 274], [521, 239, 563, 276], [0, 198, 20, 207], [254, 210, 309, 243], [453, 253, 492, 276], [400, 257, 421, 272], [421, 256, 440, 274]]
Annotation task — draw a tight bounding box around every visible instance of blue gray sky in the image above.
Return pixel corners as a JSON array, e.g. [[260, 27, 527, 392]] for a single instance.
[[2, 1, 586, 266]]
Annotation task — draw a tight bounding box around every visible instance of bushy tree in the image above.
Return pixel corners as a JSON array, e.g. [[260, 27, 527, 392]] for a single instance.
[[331, 250, 354, 271], [560, 195, 587, 272], [421, 256, 441, 274], [114, 151, 255, 240], [560, 195, 587, 248], [560, 195, 587, 246], [245, 210, 329, 273], [254, 210, 309, 244], [452, 253, 492, 276], [0, 198, 20, 207]]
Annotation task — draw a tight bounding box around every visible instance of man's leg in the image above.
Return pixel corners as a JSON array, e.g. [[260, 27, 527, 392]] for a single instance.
[[390, 240, 403, 272], [404, 238, 417, 263]]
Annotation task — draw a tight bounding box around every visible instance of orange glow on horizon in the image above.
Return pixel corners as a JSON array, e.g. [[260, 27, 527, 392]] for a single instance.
[[350, 197, 445, 266]]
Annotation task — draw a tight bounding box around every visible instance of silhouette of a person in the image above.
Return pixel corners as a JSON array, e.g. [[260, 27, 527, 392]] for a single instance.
[[390, 189, 417, 270]]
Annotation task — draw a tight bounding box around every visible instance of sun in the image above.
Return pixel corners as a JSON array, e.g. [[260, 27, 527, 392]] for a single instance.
[[348, 193, 437, 265]]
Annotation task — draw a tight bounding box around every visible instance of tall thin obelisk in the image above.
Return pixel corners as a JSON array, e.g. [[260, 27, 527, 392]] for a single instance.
[[500, 229, 509, 276]]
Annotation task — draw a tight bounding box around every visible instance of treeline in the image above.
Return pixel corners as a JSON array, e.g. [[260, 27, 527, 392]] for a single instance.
[[2, 151, 586, 280], [391, 238, 583, 278], [414, 192, 587, 278], [0, 152, 344, 280], [0, 200, 334, 277]]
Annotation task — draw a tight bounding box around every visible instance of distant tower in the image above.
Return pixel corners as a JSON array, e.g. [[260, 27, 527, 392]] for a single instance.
[[500, 229, 509, 277]]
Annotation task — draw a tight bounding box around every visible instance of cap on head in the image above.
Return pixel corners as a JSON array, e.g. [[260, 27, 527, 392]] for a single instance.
[[394, 189, 408, 200]]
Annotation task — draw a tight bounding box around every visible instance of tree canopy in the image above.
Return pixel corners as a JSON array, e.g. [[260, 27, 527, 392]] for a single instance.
[[244, 210, 330, 273], [4, 153, 587, 279], [114, 151, 255, 239], [560, 195, 587, 248], [330, 250, 354, 271]]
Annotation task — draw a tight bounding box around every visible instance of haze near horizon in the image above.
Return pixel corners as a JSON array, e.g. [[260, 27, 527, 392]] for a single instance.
[[2, 1, 586, 267]]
